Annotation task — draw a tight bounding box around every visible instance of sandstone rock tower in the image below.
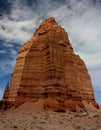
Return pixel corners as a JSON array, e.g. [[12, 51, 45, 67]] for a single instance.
[[1, 17, 98, 111]]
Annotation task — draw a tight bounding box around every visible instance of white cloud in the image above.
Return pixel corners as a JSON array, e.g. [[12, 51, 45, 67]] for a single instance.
[[0, 16, 37, 43], [0, 47, 17, 78], [3, 42, 14, 48], [0, 50, 7, 54], [89, 69, 101, 90]]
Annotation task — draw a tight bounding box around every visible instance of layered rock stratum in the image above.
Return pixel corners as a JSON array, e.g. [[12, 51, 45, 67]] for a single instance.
[[0, 17, 98, 111]]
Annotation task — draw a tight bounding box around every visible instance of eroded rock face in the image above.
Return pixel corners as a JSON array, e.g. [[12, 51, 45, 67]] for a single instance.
[[3, 83, 9, 100], [1, 17, 98, 111]]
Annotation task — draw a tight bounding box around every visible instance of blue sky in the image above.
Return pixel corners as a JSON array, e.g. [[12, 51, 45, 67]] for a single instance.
[[0, 0, 101, 104]]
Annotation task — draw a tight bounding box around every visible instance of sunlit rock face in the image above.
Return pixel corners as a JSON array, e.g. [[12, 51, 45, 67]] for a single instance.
[[1, 17, 98, 111]]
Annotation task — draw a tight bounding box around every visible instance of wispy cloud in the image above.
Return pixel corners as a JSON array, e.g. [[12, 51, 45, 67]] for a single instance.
[[90, 69, 101, 90], [0, 15, 38, 43], [0, 50, 7, 54]]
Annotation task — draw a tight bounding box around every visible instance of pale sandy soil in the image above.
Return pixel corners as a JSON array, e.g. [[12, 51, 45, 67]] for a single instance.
[[0, 102, 101, 130]]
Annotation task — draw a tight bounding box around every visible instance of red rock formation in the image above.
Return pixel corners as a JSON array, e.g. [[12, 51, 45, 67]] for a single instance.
[[0, 83, 13, 110], [3, 83, 9, 100], [0, 17, 98, 111]]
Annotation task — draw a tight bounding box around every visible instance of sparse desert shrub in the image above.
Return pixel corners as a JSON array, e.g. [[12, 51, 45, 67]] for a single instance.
[[90, 128, 95, 130], [74, 124, 82, 129], [74, 113, 80, 117], [33, 115, 38, 119], [93, 114, 100, 118], [13, 125, 18, 128], [40, 121, 46, 124]]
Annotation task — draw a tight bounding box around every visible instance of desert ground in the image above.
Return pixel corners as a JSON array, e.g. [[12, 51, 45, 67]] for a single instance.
[[0, 102, 101, 130]]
